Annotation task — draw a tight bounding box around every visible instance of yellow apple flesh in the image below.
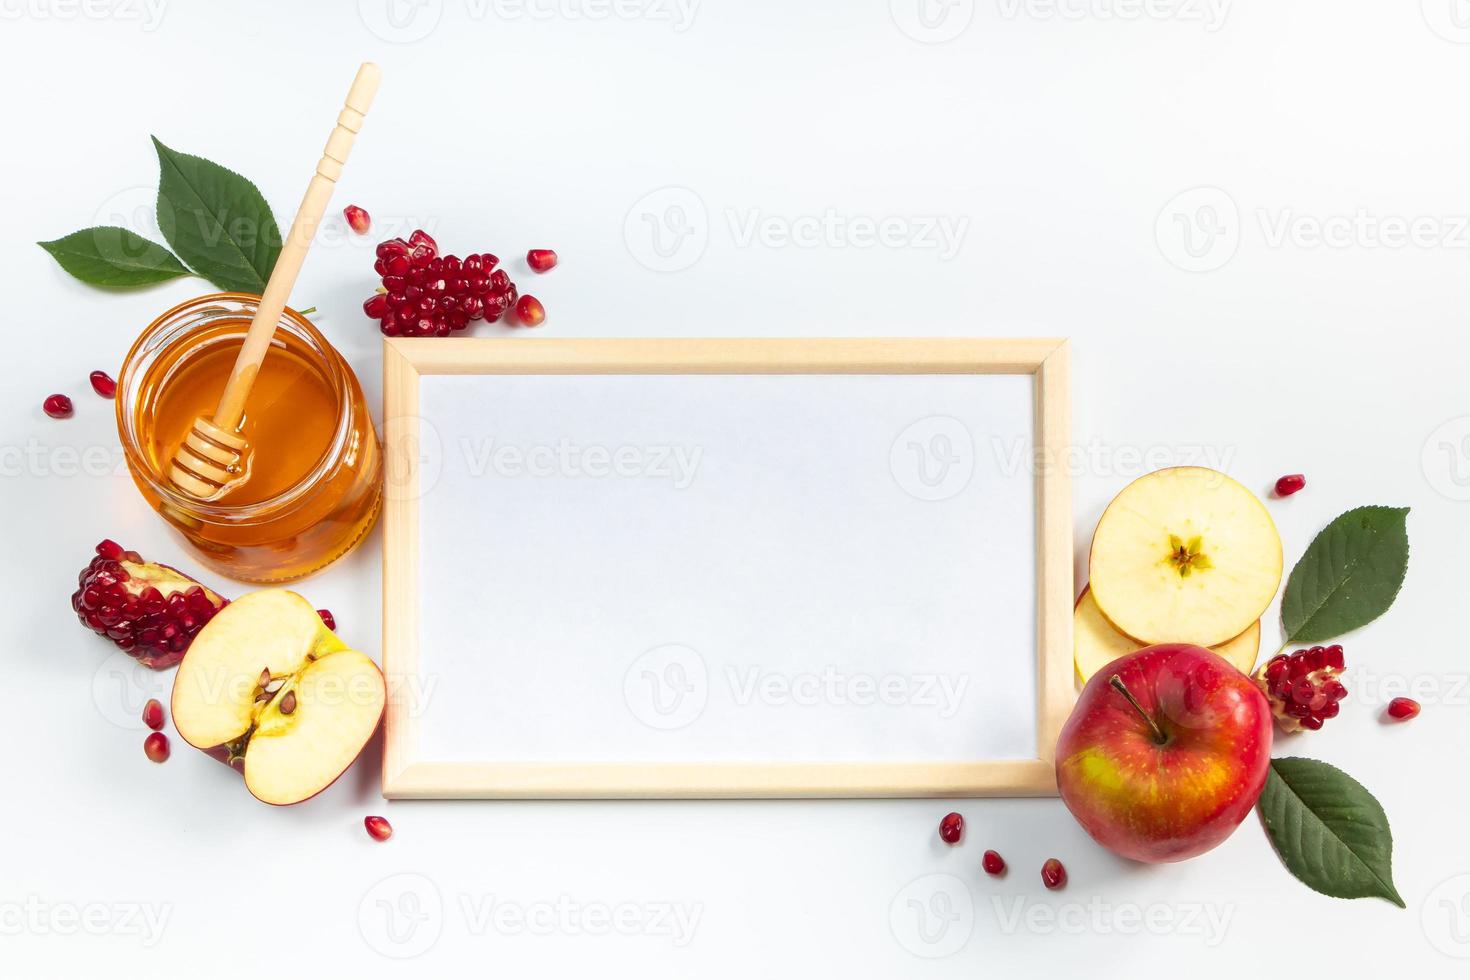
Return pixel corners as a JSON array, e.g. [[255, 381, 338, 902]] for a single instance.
[[1073, 586, 1259, 684], [171, 590, 385, 806], [1089, 467, 1282, 648]]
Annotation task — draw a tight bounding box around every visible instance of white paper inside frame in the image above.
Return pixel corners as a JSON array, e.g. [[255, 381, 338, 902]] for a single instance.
[[414, 373, 1037, 764]]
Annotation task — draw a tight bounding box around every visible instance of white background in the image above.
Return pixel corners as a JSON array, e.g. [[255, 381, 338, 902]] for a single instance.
[[3, 1, 1470, 977]]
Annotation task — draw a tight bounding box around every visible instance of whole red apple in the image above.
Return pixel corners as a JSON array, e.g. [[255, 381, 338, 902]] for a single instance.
[[1055, 643, 1272, 863]]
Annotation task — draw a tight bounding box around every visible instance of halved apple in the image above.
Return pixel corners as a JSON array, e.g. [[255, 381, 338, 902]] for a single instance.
[[1089, 467, 1282, 648], [171, 590, 384, 806], [1073, 586, 1260, 684]]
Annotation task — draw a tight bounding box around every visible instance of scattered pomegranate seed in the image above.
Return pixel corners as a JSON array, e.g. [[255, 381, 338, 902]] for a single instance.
[[527, 249, 558, 272], [317, 608, 336, 631], [89, 371, 117, 398], [43, 394, 73, 419], [364, 815, 393, 842], [142, 698, 165, 731], [1041, 858, 1067, 890], [1275, 474, 1306, 497], [143, 731, 170, 763], [344, 205, 371, 235], [516, 294, 545, 327], [1387, 697, 1420, 721], [982, 850, 1006, 876], [938, 811, 964, 845]]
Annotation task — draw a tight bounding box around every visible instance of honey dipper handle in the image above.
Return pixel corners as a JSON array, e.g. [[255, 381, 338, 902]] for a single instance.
[[211, 62, 382, 429]]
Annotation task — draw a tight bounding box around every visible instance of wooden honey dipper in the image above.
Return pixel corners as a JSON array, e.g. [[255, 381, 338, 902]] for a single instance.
[[168, 62, 382, 500]]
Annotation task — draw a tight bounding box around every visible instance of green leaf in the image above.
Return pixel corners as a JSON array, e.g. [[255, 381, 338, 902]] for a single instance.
[[153, 136, 281, 292], [37, 227, 191, 287], [1258, 757, 1404, 907], [1281, 505, 1409, 642]]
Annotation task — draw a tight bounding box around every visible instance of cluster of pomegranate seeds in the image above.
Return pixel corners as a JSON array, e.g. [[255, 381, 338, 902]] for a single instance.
[[364, 815, 393, 842], [526, 248, 557, 272], [1255, 644, 1347, 732], [143, 731, 170, 763], [1387, 697, 1420, 721], [1275, 473, 1306, 497], [89, 371, 116, 398], [1040, 858, 1067, 890], [142, 698, 165, 731], [72, 540, 228, 669], [938, 811, 964, 844], [317, 608, 336, 631], [365, 230, 520, 337], [982, 850, 1006, 876], [344, 204, 371, 235], [43, 394, 73, 419]]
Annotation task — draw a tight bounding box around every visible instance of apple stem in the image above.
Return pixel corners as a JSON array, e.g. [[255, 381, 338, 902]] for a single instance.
[[1108, 675, 1168, 746]]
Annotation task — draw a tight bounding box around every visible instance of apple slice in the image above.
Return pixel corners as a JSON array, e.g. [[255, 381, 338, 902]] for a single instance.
[[1073, 586, 1260, 684], [1089, 467, 1282, 648], [171, 590, 384, 806]]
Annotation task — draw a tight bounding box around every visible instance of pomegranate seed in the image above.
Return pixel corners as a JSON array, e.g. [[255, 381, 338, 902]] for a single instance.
[[143, 731, 170, 763], [1387, 697, 1420, 721], [364, 815, 393, 842], [516, 294, 545, 327], [142, 698, 165, 731], [43, 394, 73, 419], [1275, 474, 1306, 497], [982, 850, 1006, 876], [1252, 644, 1347, 733], [317, 608, 336, 631], [938, 811, 964, 845], [527, 249, 558, 272], [344, 205, 371, 235], [89, 371, 117, 398], [367, 231, 518, 336], [1040, 858, 1067, 890]]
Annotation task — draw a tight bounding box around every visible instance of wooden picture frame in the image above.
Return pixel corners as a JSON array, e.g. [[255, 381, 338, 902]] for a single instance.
[[381, 338, 1072, 799]]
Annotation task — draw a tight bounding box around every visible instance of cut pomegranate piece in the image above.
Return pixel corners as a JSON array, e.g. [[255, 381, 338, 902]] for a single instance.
[[1253, 644, 1346, 733], [317, 608, 336, 631], [515, 294, 545, 327], [144, 731, 170, 763], [1386, 697, 1420, 721], [72, 540, 228, 669], [364, 815, 393, 841], [368, 230, 519, 337], [89, 371, 117, 398], [43, 394, 73, 418], [344, 204, 371, 234], [142, 698, 165, 731], [527, 249, 557, 272], [938, 811, 964, 844], [982, 850, 1006, 876], [1041, 858, 1067, 890], [1275, 474, 1306, 497]]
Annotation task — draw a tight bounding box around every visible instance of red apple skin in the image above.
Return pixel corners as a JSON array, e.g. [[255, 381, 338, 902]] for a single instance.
[[1055, 643, 1272, 864]]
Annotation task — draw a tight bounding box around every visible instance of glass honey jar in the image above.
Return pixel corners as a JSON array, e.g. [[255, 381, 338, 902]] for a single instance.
[[117, 293, 382, 582]]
